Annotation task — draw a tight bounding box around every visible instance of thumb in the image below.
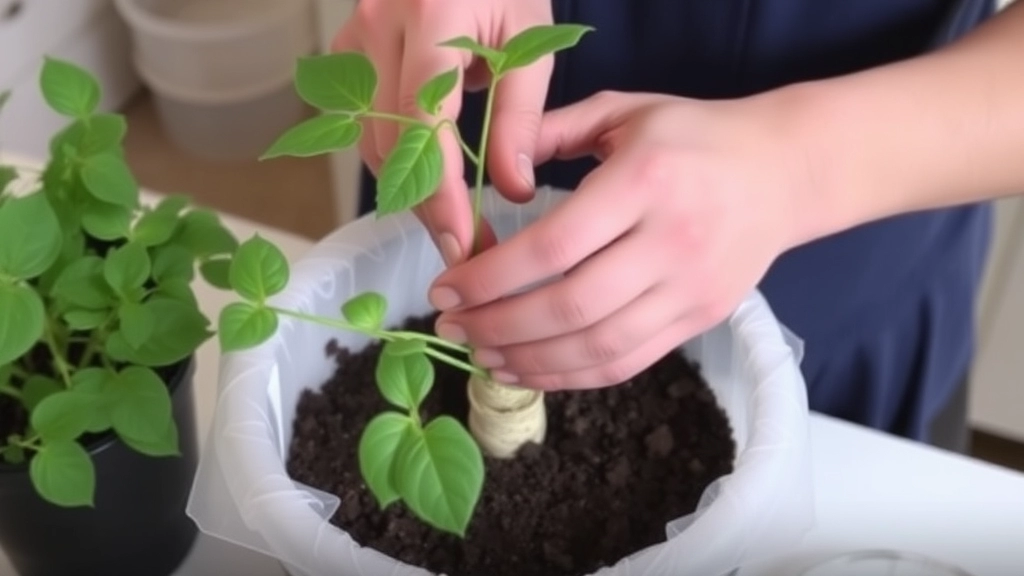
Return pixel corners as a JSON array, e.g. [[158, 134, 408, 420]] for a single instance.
[[485, 53, 553, 204]]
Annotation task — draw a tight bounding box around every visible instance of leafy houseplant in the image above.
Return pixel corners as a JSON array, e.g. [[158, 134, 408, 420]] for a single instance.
[[217, 24, 594, 537], [0, 57, 237, 575]]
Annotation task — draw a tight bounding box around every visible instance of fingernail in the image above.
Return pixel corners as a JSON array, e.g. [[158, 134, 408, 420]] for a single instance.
[[438, 232, 461, 267], [436, 322, 466, 344], [490, 370, 519, 384], [473, 348, 504, 368], [517, 153, 534, 188], [428, 286, 461, 310]]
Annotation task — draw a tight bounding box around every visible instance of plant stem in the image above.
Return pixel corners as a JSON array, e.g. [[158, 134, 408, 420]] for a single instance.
[[361, 111, 480, 166], [361, 110, 422, 126], [0, 382, 21, 399], [423, 347, 487, 378], [8, 364, 30, 380], [78, 337, 102, 370], [385, 330, 470, 353], [15, 435, 41, 451], [437, 119, 480, 165], [271, 306, 483, 376], [43, 321, 72, 388], [470, 77, 500, 256]]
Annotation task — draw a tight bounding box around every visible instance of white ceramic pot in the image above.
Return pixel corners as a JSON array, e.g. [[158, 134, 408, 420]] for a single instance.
[[187, 186, 815, 576]]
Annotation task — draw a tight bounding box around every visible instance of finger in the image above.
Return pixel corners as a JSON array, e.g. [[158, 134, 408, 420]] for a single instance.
[[514, 315, 710, 391], [330, 21, 382, 173], [474, 281, 681, 376], [397, 15, 478, 265], [368, 37, 404, 165], [484, 33, 555, 203], [534, 91, 668, 164], [428, 151, 645, 309], [437, 225, 657, 347]]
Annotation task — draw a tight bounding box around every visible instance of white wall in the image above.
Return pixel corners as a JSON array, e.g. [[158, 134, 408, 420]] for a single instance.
[[0, 0, 140, 158]]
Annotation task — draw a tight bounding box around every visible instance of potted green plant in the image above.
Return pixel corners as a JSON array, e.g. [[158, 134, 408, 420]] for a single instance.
[[189, 22, 811, 576], [0, 57, 238, 576]]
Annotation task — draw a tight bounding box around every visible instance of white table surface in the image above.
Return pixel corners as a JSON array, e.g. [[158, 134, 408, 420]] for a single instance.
[[2, 154, 1023, 576]]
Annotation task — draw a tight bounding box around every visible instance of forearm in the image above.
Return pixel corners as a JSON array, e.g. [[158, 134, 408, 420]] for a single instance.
[[779, 1, 1024, 243]]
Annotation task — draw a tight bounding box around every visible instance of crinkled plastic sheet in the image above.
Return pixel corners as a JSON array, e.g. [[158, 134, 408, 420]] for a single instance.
[[186, 186, 815, 576]]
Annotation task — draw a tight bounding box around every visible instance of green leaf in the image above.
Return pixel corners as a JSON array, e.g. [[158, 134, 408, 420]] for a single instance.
[[37, 228, 85, 295], [103, 242, 151, 299], [199, 257, 232, 290], [229, 234, 289, 301], [295, 53, 377, 112], [0, 90, 9, 113], [119, 301, 154, 348], [375, 125, 443, 215], [121, 417, 178, 457], [218, 302, 278, 352], [171, 210, 238, 258], [358, 412, 412, 508], [382, 338, 427, 356], [156, 194, 190, 216], [416, 68, 459, 116], [0, 191, 62, 280], [153, 278, 198, 307], [1, 439, 25, 465], [262, 114, 362, 159], [39, 57, 100, 118], [496, 24, 594, 74], [81, 199, 132, 241], [133, 207, 178, 247], [375, 350, 433, 412], [0, 166, 16, 192], [341, 292, 387, 331], [52, 256, 114, 310], [151, 244, 195, 284], [51, 114, 126, 158], [392, 416, 484, 536], [72, 367, 116, 433], [21, 376, 63, 413], [63, 309, 108, 330], [31, 390, 93, 443], [30, 440, 95, 507], [437, 37, 506, 71], [105, 298, 211, 366], [80, 153, 138, 208], [110, 366, 173, 446], [0, 285, 45, 366]]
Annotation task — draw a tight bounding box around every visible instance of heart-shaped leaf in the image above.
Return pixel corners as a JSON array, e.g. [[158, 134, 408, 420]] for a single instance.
[[358, 411, 413, 508], [392, 416, 484, 537]]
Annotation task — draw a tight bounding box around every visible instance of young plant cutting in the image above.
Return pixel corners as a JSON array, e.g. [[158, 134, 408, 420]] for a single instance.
[[0, 57, 237, 575], [219, 22, 738, 576]]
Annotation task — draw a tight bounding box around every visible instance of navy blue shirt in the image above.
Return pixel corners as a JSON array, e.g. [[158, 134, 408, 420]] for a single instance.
[[358, 0, 996, 443]]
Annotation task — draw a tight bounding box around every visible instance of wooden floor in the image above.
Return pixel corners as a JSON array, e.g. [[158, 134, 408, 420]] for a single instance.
[[120, 90, 1024, 475]]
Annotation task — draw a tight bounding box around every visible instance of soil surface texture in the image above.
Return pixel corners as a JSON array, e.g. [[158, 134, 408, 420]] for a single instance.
[[287, 313, 736, 576]]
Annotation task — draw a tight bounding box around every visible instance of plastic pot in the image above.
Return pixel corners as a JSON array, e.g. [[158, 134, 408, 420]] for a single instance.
[[0, 357, 200, 576], [187, 187, 816, 576], [113, 0, 315, 160]]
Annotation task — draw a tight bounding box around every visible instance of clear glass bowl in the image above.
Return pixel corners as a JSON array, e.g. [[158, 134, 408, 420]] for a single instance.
[[799, 549, 976, 576]]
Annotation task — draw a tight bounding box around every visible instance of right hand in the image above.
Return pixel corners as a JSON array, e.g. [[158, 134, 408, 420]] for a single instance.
[[331, 0, 555, 265]]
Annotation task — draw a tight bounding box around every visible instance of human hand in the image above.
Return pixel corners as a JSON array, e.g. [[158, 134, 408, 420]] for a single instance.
[[331, 0, 556, 265], [426, 90, 819, 390]]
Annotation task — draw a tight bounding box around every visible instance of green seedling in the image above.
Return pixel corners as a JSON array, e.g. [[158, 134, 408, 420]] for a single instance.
[[0, 58, 238, 507], [220, 24, 594, 537]]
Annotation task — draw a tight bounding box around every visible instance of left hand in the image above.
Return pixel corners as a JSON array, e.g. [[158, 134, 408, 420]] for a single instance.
[[427, 90, 818, 390]]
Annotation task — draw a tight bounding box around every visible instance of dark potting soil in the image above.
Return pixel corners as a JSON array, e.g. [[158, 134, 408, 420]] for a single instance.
[[287, 313, 736, 576]]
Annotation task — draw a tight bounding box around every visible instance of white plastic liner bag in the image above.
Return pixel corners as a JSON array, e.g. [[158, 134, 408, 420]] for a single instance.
[[186, 186, 815, 576]]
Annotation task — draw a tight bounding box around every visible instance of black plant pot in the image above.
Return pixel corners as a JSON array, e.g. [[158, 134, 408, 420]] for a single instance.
[[0, 357, 200, 576]]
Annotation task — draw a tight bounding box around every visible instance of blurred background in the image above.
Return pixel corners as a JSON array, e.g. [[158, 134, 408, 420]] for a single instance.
[[0, 0, 1021, 470]]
